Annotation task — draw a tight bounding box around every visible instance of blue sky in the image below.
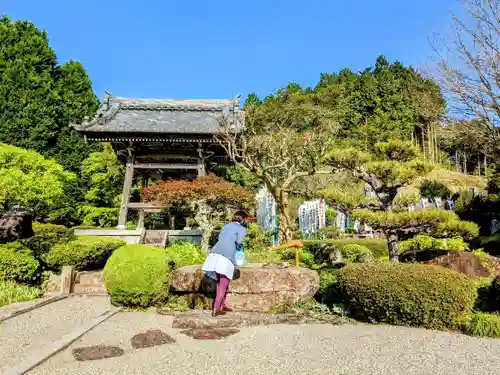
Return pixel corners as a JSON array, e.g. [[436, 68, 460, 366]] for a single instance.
[[2, 0, 460, 102]]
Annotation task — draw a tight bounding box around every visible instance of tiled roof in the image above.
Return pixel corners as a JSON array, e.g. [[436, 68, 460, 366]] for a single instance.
[[72, 93, 242, 135]]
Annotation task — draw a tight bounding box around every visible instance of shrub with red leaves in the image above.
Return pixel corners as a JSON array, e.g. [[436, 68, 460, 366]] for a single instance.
[[142, 174, 255, 250]]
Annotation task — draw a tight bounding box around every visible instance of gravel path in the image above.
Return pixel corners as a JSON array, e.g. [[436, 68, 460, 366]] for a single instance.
[[0, 296, 113, 369], [28, 311, 500, 375]]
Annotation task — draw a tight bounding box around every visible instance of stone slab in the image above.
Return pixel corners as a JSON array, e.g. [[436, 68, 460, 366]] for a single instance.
[[170, 310, 345, 329]]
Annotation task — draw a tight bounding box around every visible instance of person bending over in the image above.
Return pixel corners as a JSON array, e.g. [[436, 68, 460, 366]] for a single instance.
[[202, 210, 248, 316]]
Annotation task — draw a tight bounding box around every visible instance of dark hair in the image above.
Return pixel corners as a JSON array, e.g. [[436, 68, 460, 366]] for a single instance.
[[232, 210, 249, 225]]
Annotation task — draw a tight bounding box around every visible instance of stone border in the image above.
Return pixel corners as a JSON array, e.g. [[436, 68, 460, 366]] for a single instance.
[[1, 307, 122, 375], [0, 295, 67, 323]]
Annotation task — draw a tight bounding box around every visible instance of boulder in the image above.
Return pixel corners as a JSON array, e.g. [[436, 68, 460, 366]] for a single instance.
[[170, 264, 319, 312], [425, 251, 489, 279], [0, 206, 33, 244]]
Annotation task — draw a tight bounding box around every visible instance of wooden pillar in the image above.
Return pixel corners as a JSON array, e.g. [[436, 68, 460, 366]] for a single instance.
[[137, 209, 145, 230], [117, 160, 135, 229], [136, 171, 147, 230], [197, 143, 206, 177], [60, 266, 75, 295]]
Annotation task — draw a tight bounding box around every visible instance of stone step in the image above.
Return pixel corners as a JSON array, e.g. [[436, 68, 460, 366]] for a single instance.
[[75, 271, 104, 285], [168, 310, 345, 329], [72, 284, 108, 296]]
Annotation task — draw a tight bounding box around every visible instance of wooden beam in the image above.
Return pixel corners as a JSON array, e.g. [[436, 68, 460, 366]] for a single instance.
[[127, 202, 164, 210], [134, 163, 201, 170], [136, 154, 198, 160]]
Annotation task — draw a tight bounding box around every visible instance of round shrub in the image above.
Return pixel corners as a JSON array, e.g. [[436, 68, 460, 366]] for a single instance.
[[338, 263, 477, 330], [461, 313, 500, 338], [164, 241, 205, 267], [341, 244, 373, 263], [46, 236, 125, 271], [0, 243, 40, 283], [104, 244, 171, 307], [242, 223, 273, 252]]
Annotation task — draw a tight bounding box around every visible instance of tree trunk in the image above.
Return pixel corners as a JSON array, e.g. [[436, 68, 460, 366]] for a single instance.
[[194, 201, 214, 252], [386, 231, 399, 262], [277, 207, 294, 242], [274, 188, 294, 242]]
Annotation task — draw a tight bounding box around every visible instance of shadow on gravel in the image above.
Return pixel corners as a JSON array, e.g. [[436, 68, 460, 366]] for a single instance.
[[72, 345, 124, 361]]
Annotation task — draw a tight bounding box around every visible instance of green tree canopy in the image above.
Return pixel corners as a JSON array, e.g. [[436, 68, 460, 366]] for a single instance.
[[81, 143, 124, 207], [313, 56, 445, 150], [0, 143, 75, 217]]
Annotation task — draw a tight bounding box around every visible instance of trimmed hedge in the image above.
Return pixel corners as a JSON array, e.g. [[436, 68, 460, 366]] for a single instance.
[[104, 244, 171, 307], [399, 235, 469, 254], [0, 243, 40, 283], [32, 223, 70, 236], [22, 223, 74, 259], [461, 313, 500, 338], [304, 239, 388, 258], [338, 263, 477, 330], [164, 241, 205, 267], [341, 244, 373, 263], [46, 236, 125, 271]]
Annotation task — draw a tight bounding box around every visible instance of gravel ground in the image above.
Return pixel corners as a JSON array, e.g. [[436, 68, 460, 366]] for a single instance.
[[0, 296, 113, 369], [27, 311, 500, 375]]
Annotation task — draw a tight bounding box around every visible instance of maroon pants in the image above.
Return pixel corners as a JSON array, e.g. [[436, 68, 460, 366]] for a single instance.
[[212, 273, 230, 311]]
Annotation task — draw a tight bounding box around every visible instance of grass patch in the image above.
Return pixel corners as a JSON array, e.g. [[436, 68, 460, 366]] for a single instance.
[[0, 280, 42, 308], [461, 313, 500, 338]]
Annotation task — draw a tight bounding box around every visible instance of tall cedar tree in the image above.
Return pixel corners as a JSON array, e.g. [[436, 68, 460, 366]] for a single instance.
[[0, 16, 99, 172]]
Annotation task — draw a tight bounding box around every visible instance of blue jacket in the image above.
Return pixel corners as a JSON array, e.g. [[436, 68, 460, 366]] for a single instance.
[[210, 222, 247, 263]]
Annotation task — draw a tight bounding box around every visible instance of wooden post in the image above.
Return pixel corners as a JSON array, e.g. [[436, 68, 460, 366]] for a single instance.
[[485, 154, 488, 177], [117, 161, 135, 229], [184, 217, 191, 230], [197, 143, 206, 177], [60, 266, 75, 295]]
